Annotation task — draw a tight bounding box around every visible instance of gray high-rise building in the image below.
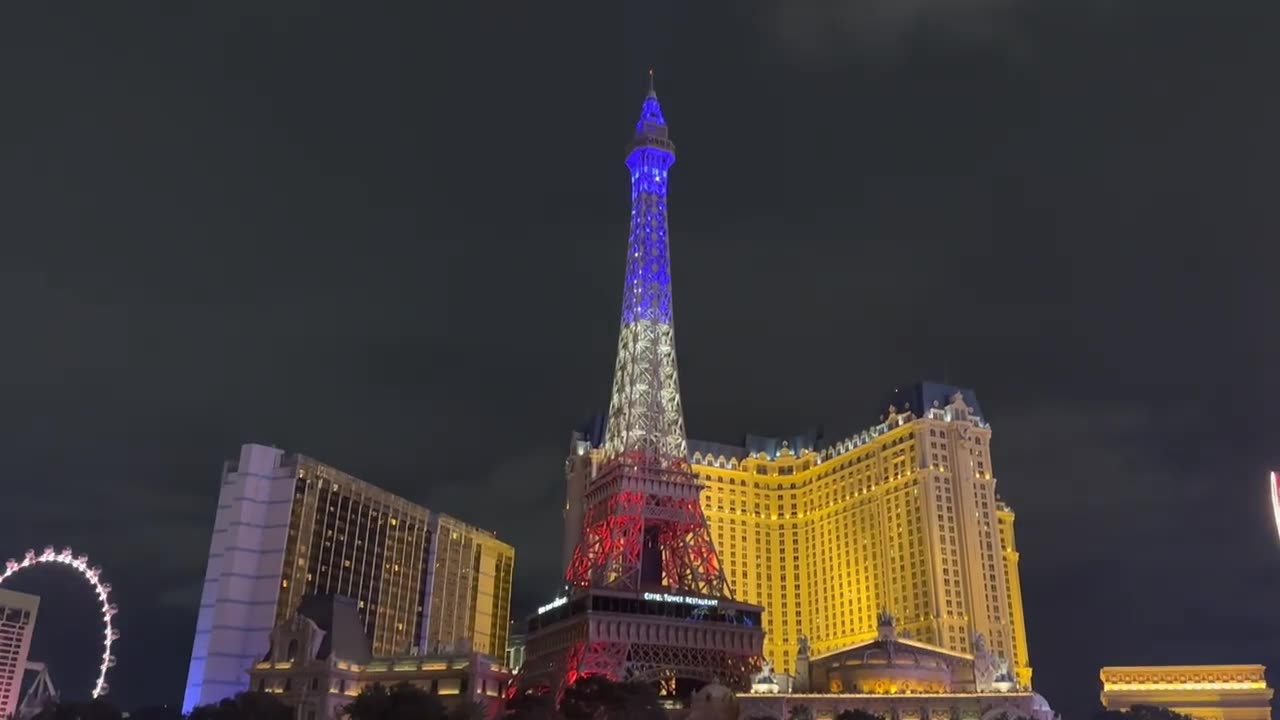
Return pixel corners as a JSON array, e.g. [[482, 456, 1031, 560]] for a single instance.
[[183, 444, 514, 713]]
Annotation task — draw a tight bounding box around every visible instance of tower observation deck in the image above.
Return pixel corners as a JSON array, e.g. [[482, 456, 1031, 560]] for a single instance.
[[520, 74, 765, 698]]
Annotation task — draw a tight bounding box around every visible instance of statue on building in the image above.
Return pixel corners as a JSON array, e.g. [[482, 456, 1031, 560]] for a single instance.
[[751, 661, 780, 694], [794, 635, 812, 693], [972, 632, 996, 692], [876, 609, 898, 644], [992, 659, 1016, 692]]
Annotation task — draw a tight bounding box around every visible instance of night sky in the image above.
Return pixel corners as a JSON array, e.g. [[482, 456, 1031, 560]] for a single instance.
[[1, 3, 1277, 719]]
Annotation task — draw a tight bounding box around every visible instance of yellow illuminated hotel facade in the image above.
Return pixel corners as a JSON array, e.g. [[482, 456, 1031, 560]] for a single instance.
[[564, 382, 1032, 688]]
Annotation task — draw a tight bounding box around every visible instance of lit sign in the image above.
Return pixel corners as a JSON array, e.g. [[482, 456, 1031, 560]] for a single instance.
[[537, 596, 567, 614], [642, 592, 719, 607]]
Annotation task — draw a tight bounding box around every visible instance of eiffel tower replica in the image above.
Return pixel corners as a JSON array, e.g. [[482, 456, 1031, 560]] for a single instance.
[[520, 73, 764, 698]]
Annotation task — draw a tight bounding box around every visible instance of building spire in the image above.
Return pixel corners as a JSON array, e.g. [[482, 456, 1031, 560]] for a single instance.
[[567, 78, 732, 600], [631, 72, 673, 153], [604, 78, 683, 468]]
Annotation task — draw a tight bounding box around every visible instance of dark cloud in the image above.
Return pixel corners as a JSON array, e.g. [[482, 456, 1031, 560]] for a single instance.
[[994, 401, 1280, 718], [755, 0, 1028, 61], [0, 1, 1277, 718], [427, 447, 571, 609]]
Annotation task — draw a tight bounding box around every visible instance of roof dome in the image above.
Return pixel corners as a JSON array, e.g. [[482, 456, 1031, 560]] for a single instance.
[[852, 645, 950, 671], [823, 641, 953, 694]]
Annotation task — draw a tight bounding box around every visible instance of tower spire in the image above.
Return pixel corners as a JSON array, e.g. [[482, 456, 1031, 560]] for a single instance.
[[647, 68, 656, 97], [567, 75, 727, 595], [525, 76, 764, 699], [606, 75, 682, 469]]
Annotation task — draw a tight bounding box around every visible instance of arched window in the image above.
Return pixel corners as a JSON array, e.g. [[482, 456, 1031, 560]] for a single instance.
[[287, 639, 299, 662]]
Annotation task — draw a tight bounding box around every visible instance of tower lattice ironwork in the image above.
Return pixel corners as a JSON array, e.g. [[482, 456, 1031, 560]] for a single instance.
[[566, 72, 726, 598], [522, 74, 763, 699]]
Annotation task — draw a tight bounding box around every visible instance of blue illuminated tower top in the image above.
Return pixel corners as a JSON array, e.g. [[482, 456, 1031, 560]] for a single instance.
[[621, 69, 677, 326], [602, 71, 689, 468]]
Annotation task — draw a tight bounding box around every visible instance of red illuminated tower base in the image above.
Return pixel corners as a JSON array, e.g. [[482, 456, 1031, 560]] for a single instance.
[[520, 77, 764, 697], [565, 458, 726, 595], [521, 589, 764, 696]]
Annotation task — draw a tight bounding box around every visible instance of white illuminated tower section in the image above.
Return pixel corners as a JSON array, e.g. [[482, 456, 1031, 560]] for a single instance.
[[522, 74, 764, 697], [1270, 471, 1280, 542]]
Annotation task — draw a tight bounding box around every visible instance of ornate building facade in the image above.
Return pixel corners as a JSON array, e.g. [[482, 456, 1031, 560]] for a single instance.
[[565, 382, 1032, 687], [248, 595, 512, 720], [1100, 665, 1273, 720], [738, 613, 1052, 720]]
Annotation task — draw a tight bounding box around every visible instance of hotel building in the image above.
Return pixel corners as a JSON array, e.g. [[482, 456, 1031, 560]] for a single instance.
[[183, 443, 514, 713], [423, 514, 515, 659], [0, 589, 38, 719], [1100, 665, 1273, 720], [564, 382, 1032, 688]]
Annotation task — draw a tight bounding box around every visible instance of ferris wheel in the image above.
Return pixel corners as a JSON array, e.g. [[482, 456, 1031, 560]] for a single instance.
[[0, 547, 119, 699]]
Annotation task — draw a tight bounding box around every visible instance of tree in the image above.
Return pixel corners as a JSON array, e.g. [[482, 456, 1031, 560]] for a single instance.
[[131, 705, 184, 720], [559, 676, 664, 720], [835, 710, 883, 720], [33, 700, 123, 720], [504, 691, 561, 720], [344, 682, 447, 720], [1094, 707, 1194, 720], [187, 692, 292, 720], [449, 700, 490, 720]]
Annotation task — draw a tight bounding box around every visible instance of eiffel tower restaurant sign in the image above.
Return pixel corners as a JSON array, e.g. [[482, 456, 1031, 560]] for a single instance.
[[642, 592, 719, 607]]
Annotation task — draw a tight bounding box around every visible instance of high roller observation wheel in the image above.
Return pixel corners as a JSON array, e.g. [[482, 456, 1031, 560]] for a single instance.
[[0, 547, 119, 698]]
